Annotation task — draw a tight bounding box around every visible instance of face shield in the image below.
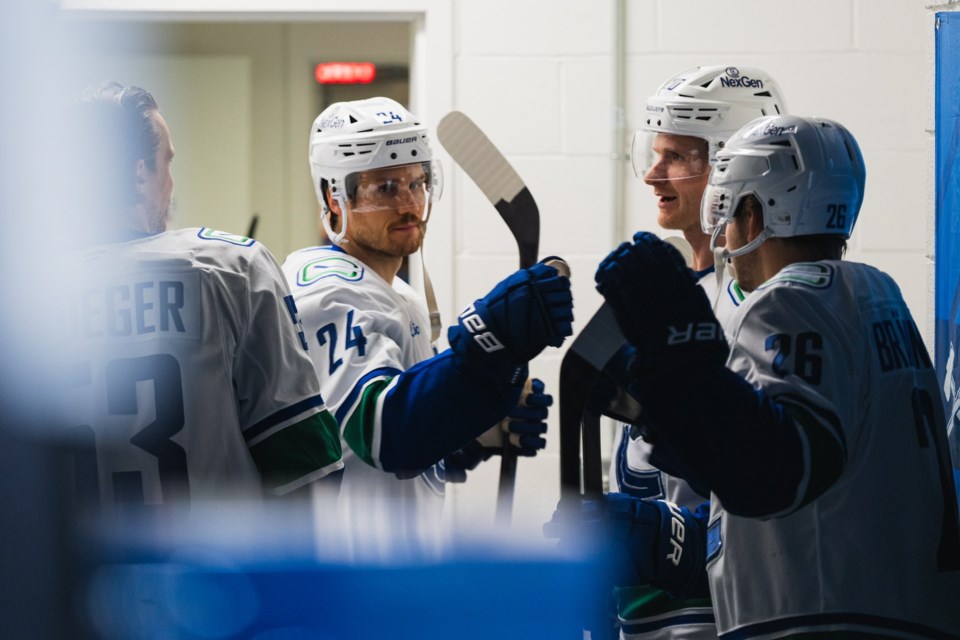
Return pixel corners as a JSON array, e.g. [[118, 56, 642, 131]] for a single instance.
[[631, 131, 710, 184], [699, 182, 739, 256], [701, 150, 776, 259], [341, 160, 444, 222], [700, 182, 737, 236]]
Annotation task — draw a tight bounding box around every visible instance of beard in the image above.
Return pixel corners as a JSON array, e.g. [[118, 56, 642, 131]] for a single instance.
[[146, 198, 170, 235], [151, 207, 170, 234], [350, 214, 426, 258]]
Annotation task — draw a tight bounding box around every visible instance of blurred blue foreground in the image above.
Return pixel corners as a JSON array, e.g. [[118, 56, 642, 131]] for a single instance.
[[85, 548, 602, 639]]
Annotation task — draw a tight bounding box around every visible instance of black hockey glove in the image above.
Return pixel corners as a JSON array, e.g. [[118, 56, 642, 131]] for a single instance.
[[449, 260, 573, 380], [594, 232, 728, 373]]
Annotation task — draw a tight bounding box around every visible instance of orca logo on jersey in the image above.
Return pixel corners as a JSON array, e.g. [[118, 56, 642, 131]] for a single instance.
[[667, 322, 723, 346], [198, 228, 256, 247], [663, 500, 686, 567], [458, 303, 504, 353], [297, 256, 364, 285]]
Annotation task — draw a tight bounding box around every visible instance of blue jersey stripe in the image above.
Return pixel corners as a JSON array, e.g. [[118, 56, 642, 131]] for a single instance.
[[706, 517, 723, 563], [694, 265, 716, 280], [335, 366, 402, 425], [244, 395, 328, 442], [719, 612, 955, 640]]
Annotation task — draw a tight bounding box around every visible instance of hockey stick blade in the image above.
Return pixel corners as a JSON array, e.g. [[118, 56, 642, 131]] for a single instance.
[[437, 111, 540, 268], [437, 110, 543, 526]]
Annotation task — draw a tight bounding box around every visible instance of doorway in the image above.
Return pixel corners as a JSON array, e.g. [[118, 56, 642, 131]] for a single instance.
[[65, 20, 413, 259]]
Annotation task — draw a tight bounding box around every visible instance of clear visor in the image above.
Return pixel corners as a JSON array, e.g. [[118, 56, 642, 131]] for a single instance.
[[631, 130, 711, 182], [700, 183, 736, 234], [344, 160, 444, 215]]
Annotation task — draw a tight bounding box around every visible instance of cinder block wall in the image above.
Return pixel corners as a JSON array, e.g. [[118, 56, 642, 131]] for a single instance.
[[445, 0, 937, 537]]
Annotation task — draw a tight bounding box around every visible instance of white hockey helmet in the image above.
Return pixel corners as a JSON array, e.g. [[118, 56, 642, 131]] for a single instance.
[[701, 115, 866, 258], [308, 97, 443, 245], [633, 65, 788, 180]]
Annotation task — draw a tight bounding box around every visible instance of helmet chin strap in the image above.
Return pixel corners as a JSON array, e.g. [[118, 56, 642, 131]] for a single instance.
[[710, 224, 772, 261], [713, 244, 734, 308], [710, 224, 774, 292], [323, 194, 350, 246]]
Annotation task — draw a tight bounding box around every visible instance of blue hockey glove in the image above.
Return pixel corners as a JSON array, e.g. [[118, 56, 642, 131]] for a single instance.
[[449, 261, 573, 378], [443, 378, 551, 482], [544, 493, 709, 597], [594, 232, 728, 372]]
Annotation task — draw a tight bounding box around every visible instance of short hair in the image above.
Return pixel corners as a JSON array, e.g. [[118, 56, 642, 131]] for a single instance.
[[736, 194, 847, 260], [72, 81, 161, 210]]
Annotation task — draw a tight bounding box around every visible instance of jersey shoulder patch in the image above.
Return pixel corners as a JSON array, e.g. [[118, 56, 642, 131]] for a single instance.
[[196, 227, 256, 247], [757, 262, 835, 291], [292, 252, 365, 287]]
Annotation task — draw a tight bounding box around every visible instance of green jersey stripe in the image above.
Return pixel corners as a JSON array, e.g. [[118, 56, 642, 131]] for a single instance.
[[250, 410, 343, 494], [342, 377, 394, 467], [616, 584, 713, 621]]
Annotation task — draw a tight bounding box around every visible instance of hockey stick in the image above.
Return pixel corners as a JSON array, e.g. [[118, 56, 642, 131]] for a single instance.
[[437, 111, 540, 269], [437, 110, 542, 525], [559, 236, 694, 502], [559, 303, 625, 500], [246, 213, 260, 240]]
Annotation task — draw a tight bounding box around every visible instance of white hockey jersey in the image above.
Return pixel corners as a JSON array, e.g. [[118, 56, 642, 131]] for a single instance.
[[63, 228, 343, 515], [282, 245, 445, 557], [610, 264, 744, 640], [708, 260, 960, 638]]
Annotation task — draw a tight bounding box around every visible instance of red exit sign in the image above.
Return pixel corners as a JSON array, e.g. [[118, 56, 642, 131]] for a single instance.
[[315, 62, 376, 85]]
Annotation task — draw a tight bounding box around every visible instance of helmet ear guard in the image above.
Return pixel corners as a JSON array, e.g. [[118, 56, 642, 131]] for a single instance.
[[701, 115, 866, 259]]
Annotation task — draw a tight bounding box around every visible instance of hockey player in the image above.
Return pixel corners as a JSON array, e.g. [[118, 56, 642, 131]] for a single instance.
[[283, 97, 573, 554], [593, 115, 960, 637], [64, 82, 343, 515], [610, 65, 788, 639]]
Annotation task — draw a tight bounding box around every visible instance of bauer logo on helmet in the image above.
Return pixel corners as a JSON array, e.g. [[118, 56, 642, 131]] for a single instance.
[[386, 136, 419, 146]]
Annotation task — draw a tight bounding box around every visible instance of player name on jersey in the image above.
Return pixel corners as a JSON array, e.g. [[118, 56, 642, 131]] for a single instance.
[[70, 271, 202, 341], [871, 314, 933, 373]]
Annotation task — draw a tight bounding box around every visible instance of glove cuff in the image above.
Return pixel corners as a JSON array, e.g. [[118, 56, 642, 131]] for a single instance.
[[626, 499, 708, 597], [448, 318, 528, 388]]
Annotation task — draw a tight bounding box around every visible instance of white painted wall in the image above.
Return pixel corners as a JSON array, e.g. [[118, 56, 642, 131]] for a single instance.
[[446, 0, 944, 537]]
